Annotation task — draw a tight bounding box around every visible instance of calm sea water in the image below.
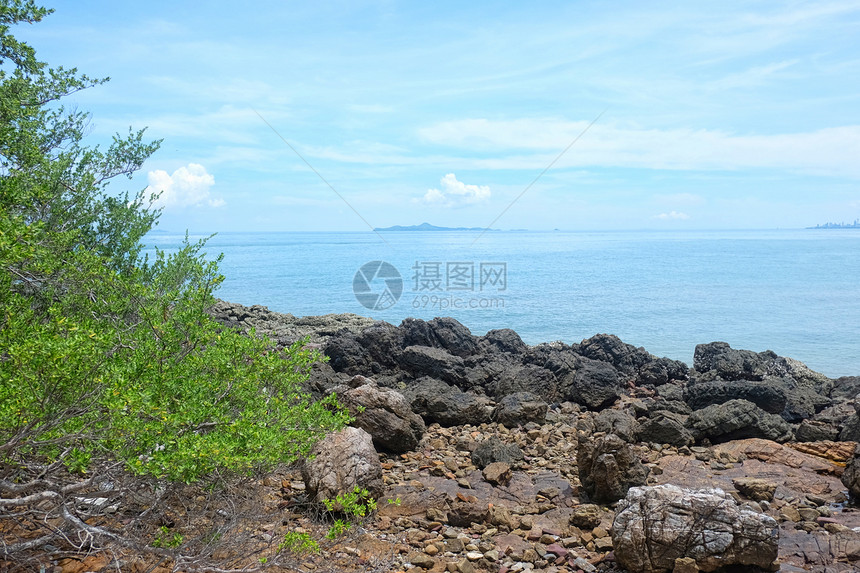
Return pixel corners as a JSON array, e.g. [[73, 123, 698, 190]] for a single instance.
[[144, 229, 860, 378]]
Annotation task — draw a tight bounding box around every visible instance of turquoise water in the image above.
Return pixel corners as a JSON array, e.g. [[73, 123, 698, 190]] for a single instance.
[[145, 229, 860, 378]]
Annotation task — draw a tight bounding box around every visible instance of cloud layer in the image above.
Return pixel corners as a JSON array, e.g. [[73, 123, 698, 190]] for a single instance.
[[146, 164, 223, 209], [422, 173, 491, 207]]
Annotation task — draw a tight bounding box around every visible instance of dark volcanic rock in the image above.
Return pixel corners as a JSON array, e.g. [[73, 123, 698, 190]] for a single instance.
[[687, 399, 794, 443], [795, 419, 840, 443], [578, 333, 652, 376], [578, 333, 687, 386], [693, 341, 772, 381], [594, 409, 638, 442], [471, 436, 524, 469], [693, 341, 832, 393], [842, 444, 860, 503], [398, 345, 467, 386], [637, 411, 694, 447], [481, 328, 528, 355], [400, 317, 478, 358], [493, 391, 548, 428], [324, 322, 404, 376], [832, 376, 860, 400], [490, 363, 558, 402], [402, 377, 491, 427], [840, 413, 860, 442], [330, 376, 425, 453], [561, 357, 623, 410], [684, 379, 787, 414], [577, 433, 649, 503], [692, 342, 832, 423]]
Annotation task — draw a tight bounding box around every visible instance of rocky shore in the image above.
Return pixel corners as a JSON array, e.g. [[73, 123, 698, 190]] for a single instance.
[[209, 300, 860, 573]]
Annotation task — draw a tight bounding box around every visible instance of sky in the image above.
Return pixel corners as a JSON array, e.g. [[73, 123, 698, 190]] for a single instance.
[[16, 1, 860, 231]]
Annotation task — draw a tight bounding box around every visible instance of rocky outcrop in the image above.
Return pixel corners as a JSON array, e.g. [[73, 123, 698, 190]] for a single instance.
[[492, 391, 547, 428], [612, 484, 779, 573], [687, 399, 794, 443], [577, 433, 649, 503], [577, 333, 688, 386], [330, 375, 425, 453], [593, 408, 638, 442], [637, 410, 694, 447], [684, 378, 787, 414], [402, 377, 492, 426], [208, 299, 373, 345], [301, 427, 383, 504], [690, 342, 832, 422]]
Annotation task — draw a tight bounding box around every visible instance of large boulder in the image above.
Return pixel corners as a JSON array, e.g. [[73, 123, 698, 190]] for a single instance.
[[400, 317, 478, 358], [324, 322, 404, 376], [403, 377, 492, 426], [794, 419, 840, 442], [637, 411, 694, 447], [577, 333, 687, 385], [493, 391, 548, 428], [842, 444, 860, 503], [489, 363, 558, 402], [687, 399, 794, 443], [577, 433, 649, 503], [684, 379, 787, 414], [301, 427, 383, 504], [832, 376, 860, 400], [330, 376, 425, 453], [612, 484, 779, 573], [593, 409, 638, 443], [398, 345, 468, 387], [560, 357, 624, 410], [692, 342, 832, 420], [481, 328, 529, 355], [841, 413, 860, 442]]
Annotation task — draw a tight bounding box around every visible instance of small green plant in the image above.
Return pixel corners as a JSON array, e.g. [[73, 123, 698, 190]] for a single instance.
[[279, 531, 320, 554], [320, 486, 378, 539], [152, 526, 183, 549], [63, 448, 91, 474], [322, 486, 377, 517], [325, 519, 351, 539]]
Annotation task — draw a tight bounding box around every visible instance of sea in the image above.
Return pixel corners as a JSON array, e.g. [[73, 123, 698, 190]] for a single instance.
[[144, 229, 860, 378]]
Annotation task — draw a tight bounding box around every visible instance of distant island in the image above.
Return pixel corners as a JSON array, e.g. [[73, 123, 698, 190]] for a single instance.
[[374, 222, 498, 232], [808, 219, 860, 229]]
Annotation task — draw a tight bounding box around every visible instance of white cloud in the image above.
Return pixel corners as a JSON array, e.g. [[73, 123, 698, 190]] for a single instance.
[[654, 211, 690, 220], [146, 163, 223, 208], [422, 173, 491, 207]]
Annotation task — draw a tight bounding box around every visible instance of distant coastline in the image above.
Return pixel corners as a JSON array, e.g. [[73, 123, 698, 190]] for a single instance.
[[808, 219, 860, 229], [374, 222, 498, 232]]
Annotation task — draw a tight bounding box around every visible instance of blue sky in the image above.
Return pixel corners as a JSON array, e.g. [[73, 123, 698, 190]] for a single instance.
[[19, 1, 860, 231]]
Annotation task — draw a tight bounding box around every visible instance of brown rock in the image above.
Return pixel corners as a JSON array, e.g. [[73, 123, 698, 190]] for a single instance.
[[570, 504, 602, 529], [483, 461, 512, 486], [673, 557, 699, 573], [780, 505, 802, 522], [448, 496, 488, 527], [407, 551, 435, 569], [732, 477, 777, 502], [789, 440, 856, 464], [301, 427, 383, 505]]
